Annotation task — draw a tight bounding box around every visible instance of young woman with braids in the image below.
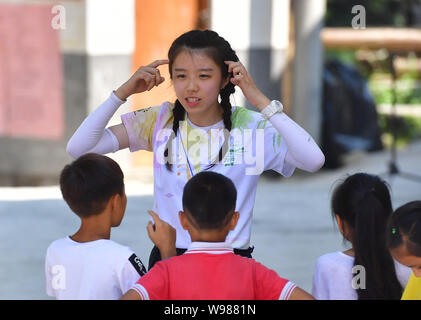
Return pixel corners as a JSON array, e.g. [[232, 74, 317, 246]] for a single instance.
[[67, 30, 325, 269]]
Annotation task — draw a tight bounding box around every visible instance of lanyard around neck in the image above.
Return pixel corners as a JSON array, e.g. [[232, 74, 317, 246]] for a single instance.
[[177, 116, 226, 178], [178, 125, 195, 178]]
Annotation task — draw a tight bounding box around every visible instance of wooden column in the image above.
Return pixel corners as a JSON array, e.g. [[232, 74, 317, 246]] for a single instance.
[[132, 0, 200, 167]]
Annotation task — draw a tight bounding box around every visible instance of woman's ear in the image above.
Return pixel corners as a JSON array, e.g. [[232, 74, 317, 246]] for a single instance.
[[221, 76, 230, 90]]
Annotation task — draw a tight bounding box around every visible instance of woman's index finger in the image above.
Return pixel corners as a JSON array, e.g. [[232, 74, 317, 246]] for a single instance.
[[224, 60, 233, 71], [148, 59, 169, 68], [224, 60, 241, 73]]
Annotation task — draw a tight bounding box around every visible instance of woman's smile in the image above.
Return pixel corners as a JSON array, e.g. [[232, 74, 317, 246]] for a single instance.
[[185, 97, 201, 107]]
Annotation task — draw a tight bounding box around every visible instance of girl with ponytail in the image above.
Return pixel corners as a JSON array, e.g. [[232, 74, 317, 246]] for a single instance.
[[66, 29, 325, 269], [312, 173, 411, 300], [387, 201, 421, 300]]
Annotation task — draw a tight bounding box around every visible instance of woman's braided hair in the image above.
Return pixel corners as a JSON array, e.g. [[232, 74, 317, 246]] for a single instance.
[[164, 30, 239, 171]]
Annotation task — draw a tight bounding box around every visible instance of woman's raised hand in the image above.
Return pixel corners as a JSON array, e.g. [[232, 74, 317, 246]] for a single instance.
[[224, 60, 270, 111], [115, 59, 169, 100]]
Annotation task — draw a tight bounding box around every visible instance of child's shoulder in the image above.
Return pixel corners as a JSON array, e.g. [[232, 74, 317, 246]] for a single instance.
[[96, 239, 135, 258], [46, 236, 72, 251], [47, 237, 133, 257], [315, 251, 354, 270], [316, 251, 349, 262]]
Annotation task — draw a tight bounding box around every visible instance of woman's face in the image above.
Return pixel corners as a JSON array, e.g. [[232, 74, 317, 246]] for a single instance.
[[390, 244, 421, 277], [171, 49, 228, 121]]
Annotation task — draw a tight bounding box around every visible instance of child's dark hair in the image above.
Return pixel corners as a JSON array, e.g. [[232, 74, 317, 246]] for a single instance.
[[182, 172, 237, 230], [164, 29, 239, 171], [387, 201, 421, 257], [331, 173, 403, 300], [60, 153, 124, 218]]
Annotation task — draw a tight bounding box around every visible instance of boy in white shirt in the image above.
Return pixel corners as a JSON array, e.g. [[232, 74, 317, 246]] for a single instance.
[[45, 153, 176, 299]]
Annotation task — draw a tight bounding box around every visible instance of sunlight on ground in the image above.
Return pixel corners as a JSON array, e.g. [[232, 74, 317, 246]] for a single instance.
[[0, 181, 154, 201]]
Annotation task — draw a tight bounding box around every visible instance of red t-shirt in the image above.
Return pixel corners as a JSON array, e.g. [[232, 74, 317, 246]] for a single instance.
[[132, 242, 296, 300]]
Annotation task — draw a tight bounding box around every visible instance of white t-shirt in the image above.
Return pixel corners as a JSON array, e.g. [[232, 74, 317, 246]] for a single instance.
[[45, 236, 147, 300], [312, 251, 412, 300], [121, 103, 295, 249]]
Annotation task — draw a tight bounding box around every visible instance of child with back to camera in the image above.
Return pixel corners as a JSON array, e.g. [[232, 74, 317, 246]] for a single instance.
[[45, 153, 176, 299], [121, 171, 314, 300], [387, 200, 421, 300], [312, 173, 411, 300], [66, 29, 325, 269]]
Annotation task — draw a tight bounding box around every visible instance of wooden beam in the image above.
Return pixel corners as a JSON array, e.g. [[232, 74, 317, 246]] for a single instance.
[[321, 28, 421, 52]]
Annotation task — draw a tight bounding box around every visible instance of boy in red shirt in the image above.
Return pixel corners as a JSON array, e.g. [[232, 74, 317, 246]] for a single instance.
[[121, 171, 314, 300]]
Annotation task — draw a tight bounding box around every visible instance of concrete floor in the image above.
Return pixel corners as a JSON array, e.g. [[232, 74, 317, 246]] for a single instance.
[[1, 141, 420, 299]]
